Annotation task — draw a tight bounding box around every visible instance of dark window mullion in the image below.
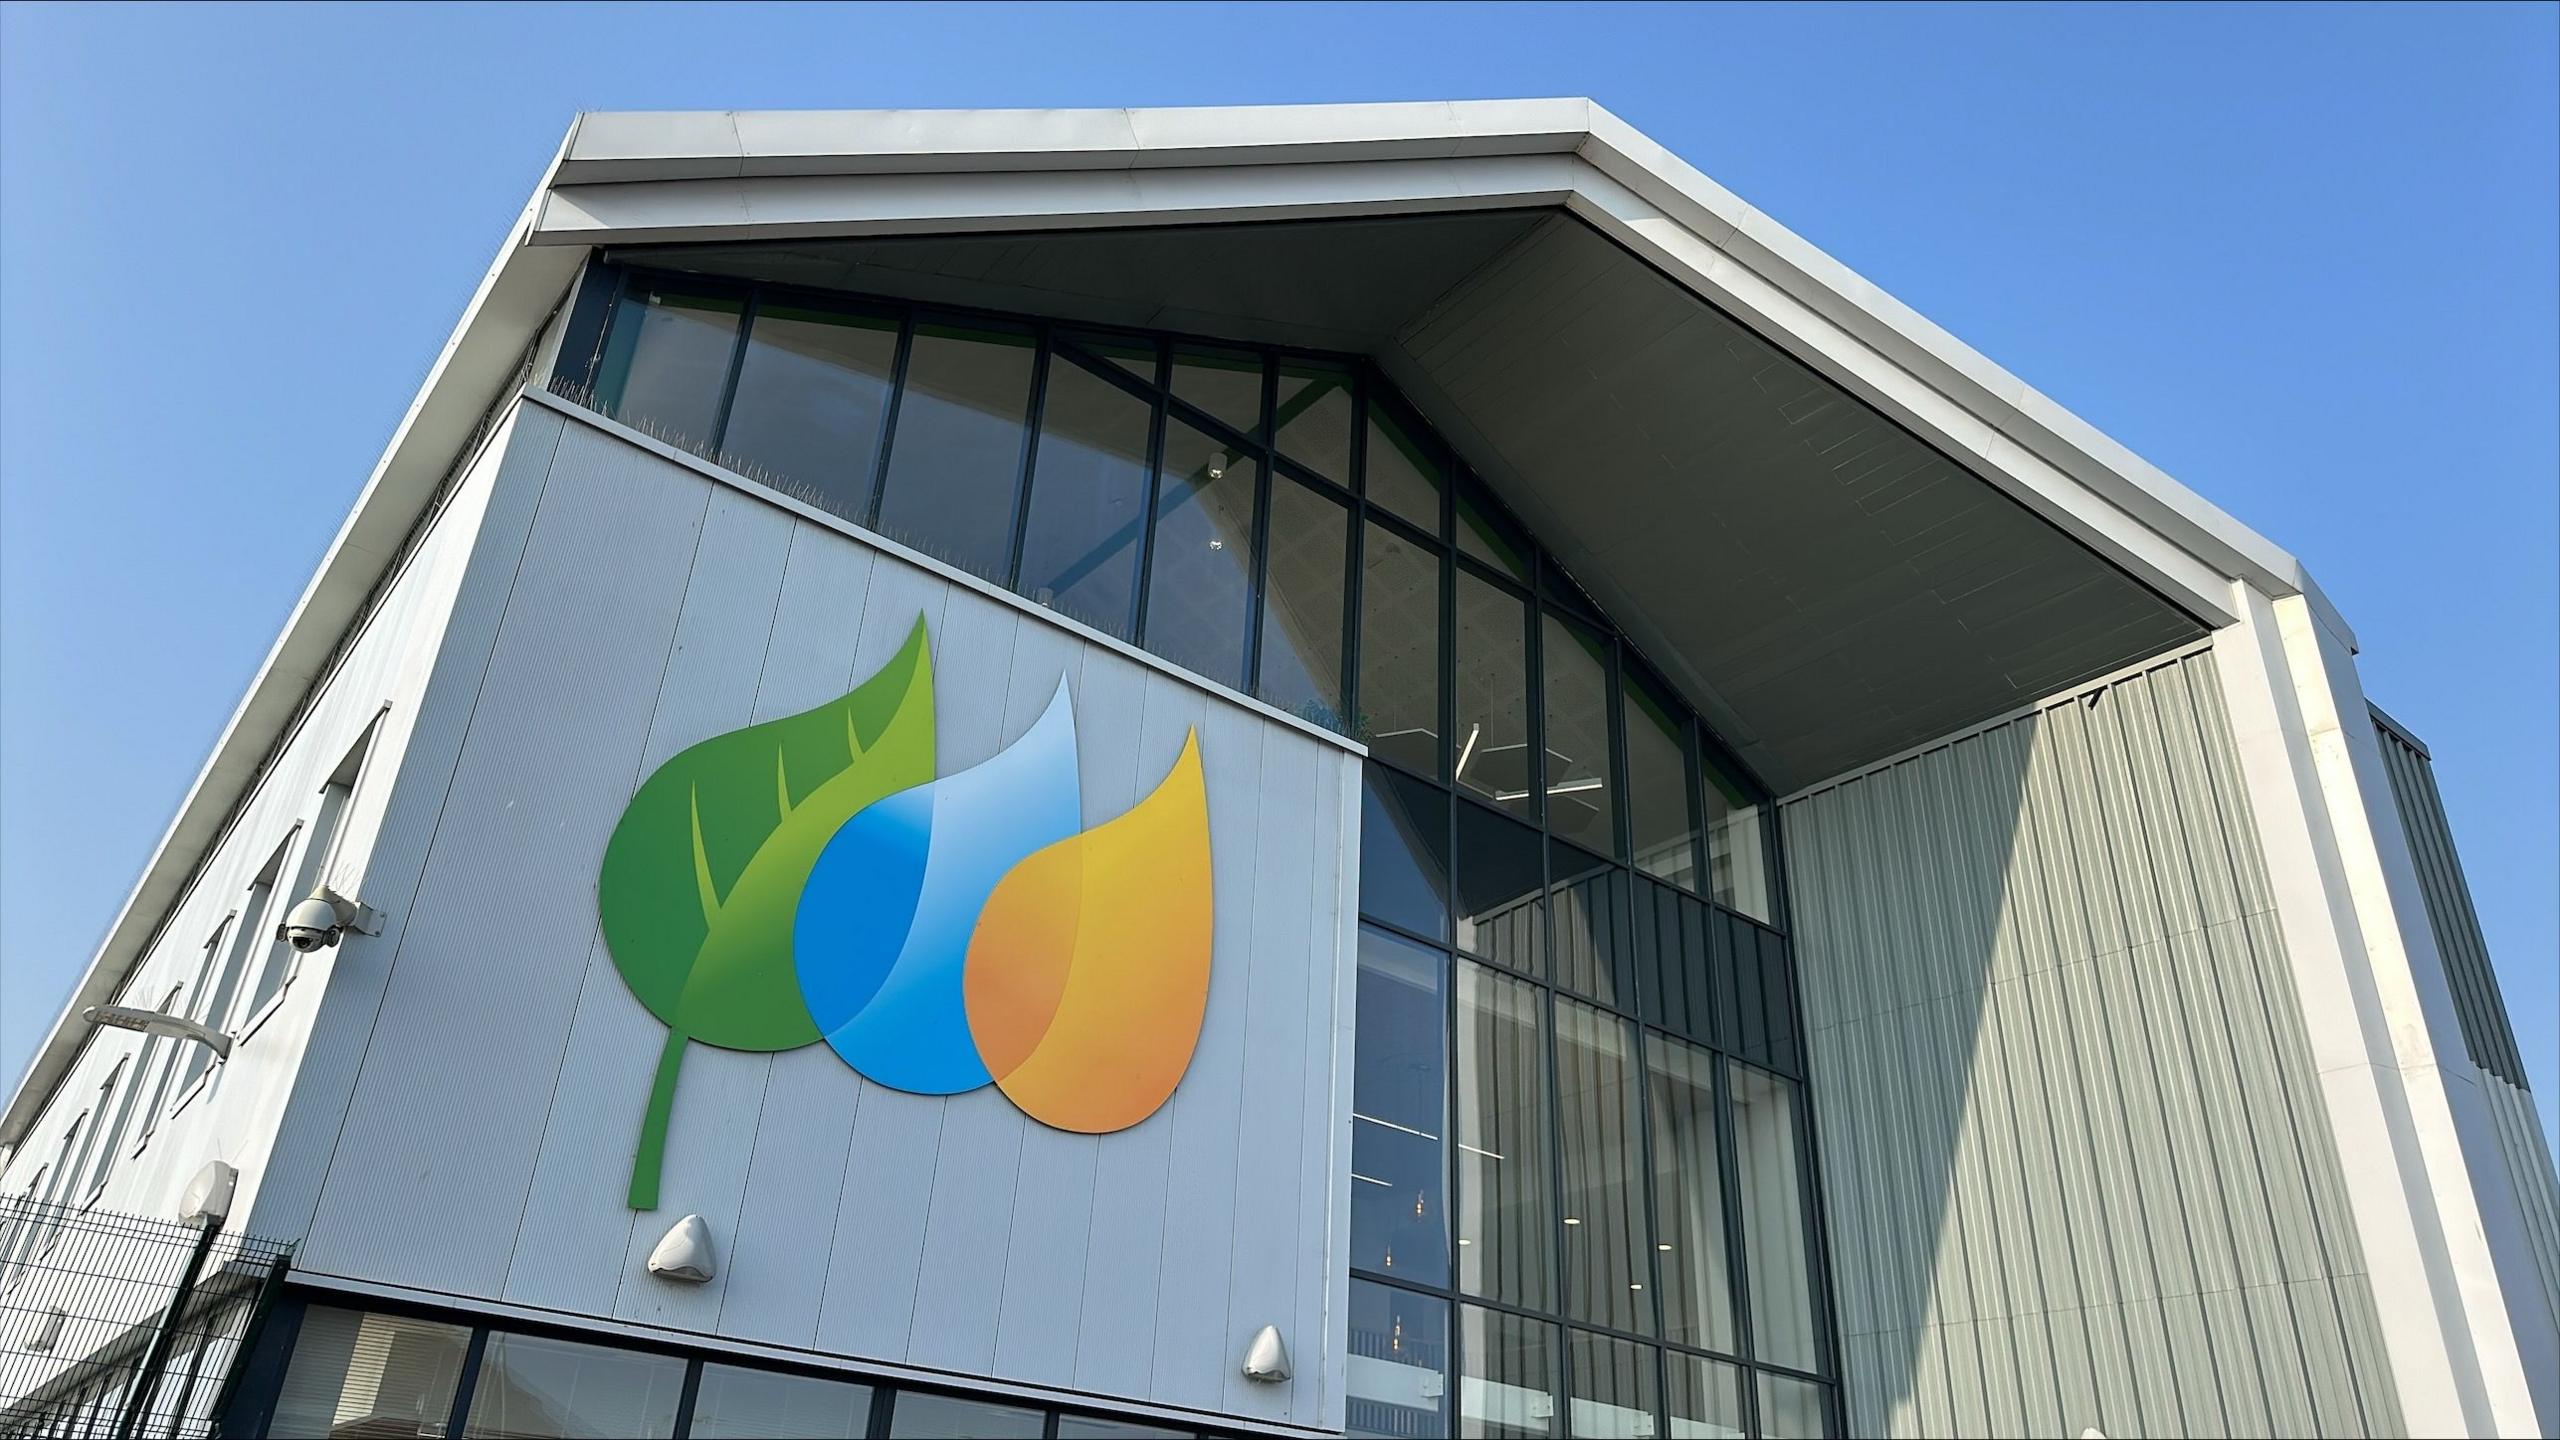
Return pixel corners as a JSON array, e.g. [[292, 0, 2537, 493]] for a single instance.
[[1128, 372, 1172, 650], [860, 315, 917, 530], [1002, 328, 1055, 592], [670, 1358, 704, 1440], [705, 291, 759, 456], [440, 1327, 489, 1440]]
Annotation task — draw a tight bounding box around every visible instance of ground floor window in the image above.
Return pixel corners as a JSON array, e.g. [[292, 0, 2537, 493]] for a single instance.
[[238, 1295, 1240, 1440]]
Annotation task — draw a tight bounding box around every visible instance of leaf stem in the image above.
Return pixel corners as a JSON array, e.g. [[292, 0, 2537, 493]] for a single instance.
[[629, 1028, 688, 1211]]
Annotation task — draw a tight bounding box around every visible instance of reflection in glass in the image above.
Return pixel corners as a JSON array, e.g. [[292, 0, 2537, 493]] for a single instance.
[[1457, 964, 1551, 1312], [1359, 768, 1450, 942], [271, 1306, 470, 1440], [1757, 1372, 1832, 1439], [594, 286, 741, 450], [1731, 1065, 1821, 1374], [1455, 570, 1534, 819], [885, 1392, 1043, 1439], [1642, 884, 1716, 1044], [687, 1364, 870, 1440], [1143, 418, 1259, 689], [874, 323, 1036, 582], [1549, 840, 1630, 1008], [1554, 1000, 1652, 1336], [1055, 1417, 1185, 1439], [1703, 757, 1774, 923], [1566, 1330, 1659, 1440], [1276, 361, 1353, 480], [1353, 925, 1448, 1286], [1070, 332, 1158, 388], [1017, 354, 1152, 638], [1459, 1306, 1559, 1439], [1667, 1354, 1749, 1440], [1358, 521, 1444, 776], [1457, 477, 1533, 581], [1455, 801, 1543, 976], [1625, 673, 1699, 888], [719, 303, 898, 520], [1365, 401, 1445, 535], [1648, 1036, 1737, 1352], [1171, 345, 1262, 437], [460, 1330, 685, 1439], [1260, 475, 1351, 729], [1542, 613, 1617, 855], [1347, 1280, 1449, 1439]]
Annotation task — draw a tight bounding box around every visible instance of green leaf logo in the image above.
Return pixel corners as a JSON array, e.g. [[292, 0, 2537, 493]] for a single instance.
[[598, 618, 935, 1209]]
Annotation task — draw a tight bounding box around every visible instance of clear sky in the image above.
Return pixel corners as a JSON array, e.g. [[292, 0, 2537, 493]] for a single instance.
[[3, 1, 2553, 1150]]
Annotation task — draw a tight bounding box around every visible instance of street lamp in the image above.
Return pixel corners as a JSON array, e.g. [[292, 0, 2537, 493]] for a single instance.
[[80, 1005, 231, 1062]]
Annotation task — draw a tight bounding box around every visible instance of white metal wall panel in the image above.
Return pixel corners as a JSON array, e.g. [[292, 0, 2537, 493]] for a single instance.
[[1784, 648, 2406, 1439], [291, 403, 1360, 1431]]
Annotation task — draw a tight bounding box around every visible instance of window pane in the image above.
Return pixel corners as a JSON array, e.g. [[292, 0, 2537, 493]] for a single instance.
[[1171, 345, 1262, 436], [688, 1365, 871, 1440], [1456, 964, 1551, 1312], [874, 322, 1036, 582], [1018, 354, 1152, 639], [1260, 474, 1351, 730], [1541, 614, 1617, 855], [1549, 841, 1630, 1009], [1071, 332, 1159, 388], [271, 1306, 470, 1440], [1055, 1417, 1186, 1439], [720, 303, 898, 519], [1554, 1000, 1651, 1335], [1565, 1330, 1657, 1440], [460, 1331, 684, 1440], [1453, 571, 1533, 819], [1276, 361, 1353, 480], [1347, 1280, 1448, 1439], [594, 286, 740, 449], [1648, 1036, 1737, 1352], [1701, 757, 1774, 924], [1643, 886, 1715, 1044], [1458, 1306, 1558, 1440], [1665, 1354, 1746, 1440], [1359, 770, 1450, 942], [1730, 1064, 1821, 1373], [1365, 401, 1445, 536], [887, 1391, 1044, 1439], [1143, 418, 1258, 689], [1357, 522, 1444, 776], [1353, 926, 1448, 1287], [1624, 674, 1698, 888], [1457, 479, 1532, 582], [1454, 801, 1542, 977], [1756, 1374, 1832, 1439]]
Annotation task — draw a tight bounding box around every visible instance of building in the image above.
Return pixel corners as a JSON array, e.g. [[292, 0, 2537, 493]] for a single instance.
[[0, 99, 2552, 1439]]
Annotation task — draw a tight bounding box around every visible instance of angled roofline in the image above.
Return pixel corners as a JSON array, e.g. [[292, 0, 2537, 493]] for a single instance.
[[2, 98, 2347, 1145]]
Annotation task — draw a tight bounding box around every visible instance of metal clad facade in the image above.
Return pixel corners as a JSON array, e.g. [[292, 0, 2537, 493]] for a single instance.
[[1781, 647, 2405, 1439], [293, 405, 1362, 1432]]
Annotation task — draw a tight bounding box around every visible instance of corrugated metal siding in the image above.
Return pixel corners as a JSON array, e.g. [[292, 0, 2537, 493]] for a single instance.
[[1782, 648, 2405, 1439], [2368, 712, 2527, 1087]]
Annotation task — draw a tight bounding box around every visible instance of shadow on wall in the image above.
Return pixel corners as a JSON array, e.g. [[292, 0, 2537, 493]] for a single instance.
[[1780, 648, 2406, 1440]]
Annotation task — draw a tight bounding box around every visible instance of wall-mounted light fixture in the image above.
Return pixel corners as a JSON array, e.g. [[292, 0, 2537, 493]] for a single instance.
[[1240, 1324, 1291, 1384], [647, 1214, 716, 1283]]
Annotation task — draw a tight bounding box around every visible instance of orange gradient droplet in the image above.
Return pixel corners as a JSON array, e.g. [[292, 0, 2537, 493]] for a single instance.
[[964, 731, 1213, 1133]]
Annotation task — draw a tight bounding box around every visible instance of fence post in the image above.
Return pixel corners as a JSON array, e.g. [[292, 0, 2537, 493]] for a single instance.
[[205, 1248, 292, 1439], [110, 1210, 222, 1440]]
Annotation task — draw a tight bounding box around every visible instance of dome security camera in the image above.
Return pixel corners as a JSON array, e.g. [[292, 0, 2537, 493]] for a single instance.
[[277, 885, 378, 953]]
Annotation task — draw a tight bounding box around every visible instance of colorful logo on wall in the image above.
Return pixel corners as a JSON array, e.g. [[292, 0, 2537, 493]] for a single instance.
[[597, 617, 1213, 1210]]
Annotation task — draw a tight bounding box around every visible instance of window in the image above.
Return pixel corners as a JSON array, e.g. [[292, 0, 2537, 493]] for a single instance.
[[1730, 1064, 1820, 1374], [137, 983, 187, 1145], [1275, 361, 1352, 481], [271, 1306, 472, 1440], [1457, 476, 1532, 582], [873, 322, 1036, 582], [1456, 964, 1551, 1312], [688, 1364, 870, 1440], [1346, 1280, 1448, 1439], [1364, 399, 1446, 536], [1667, 1353, 1747, 1440], [594, 285, 743, 449], [35, 1115, 85, 1256], [461, 1329, 686, 1439], [1459, 1306, 1558, 1439], [884, 1392, 1043, 1439], [1541, 613, 1616, 856], [1624, 672, 1699, 888], [1016, 353, 1153, 639], [246, 720, 377, 1026], [1141, 416, 1259, 690], [0, 1170, 44, 1286], [1170, 345, 1261, 437], [1358, 769, 1450, 944], [1257, 474, 1351, 730], [180, 837, 292, 1096], [719, 301, 898, 520], [1553, 1001, 1650, 1336], [1054, 1417, 1186, 1439], [1357, 521, 1443, 777], [1351, 926, 1447, 1286], [1647, 1037, 1737, 1354], [1757, 1371, 1833, 1438], [1566, 1330, 1658, 1440], [1549, 840, 1631, 1009], [79, 1061, 128, 1203], [1454, 571, 1534, 819], [1701, 756, 1773, 924], [1453, 802, 1542, 977]]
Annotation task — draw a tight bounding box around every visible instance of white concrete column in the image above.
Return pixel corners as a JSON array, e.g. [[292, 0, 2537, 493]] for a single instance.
[[2213, 584, 2546, 1436]]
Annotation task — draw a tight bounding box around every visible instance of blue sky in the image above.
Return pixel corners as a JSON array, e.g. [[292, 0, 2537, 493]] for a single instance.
[[2, 1, 2552, 1149]]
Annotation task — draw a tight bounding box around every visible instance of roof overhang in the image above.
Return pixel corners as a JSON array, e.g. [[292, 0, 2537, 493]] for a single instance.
[[4, 99, 2343, 1144]]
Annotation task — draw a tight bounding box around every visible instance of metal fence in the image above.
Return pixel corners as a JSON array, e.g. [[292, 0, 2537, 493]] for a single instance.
[[0, 1198, 289, 1440]]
